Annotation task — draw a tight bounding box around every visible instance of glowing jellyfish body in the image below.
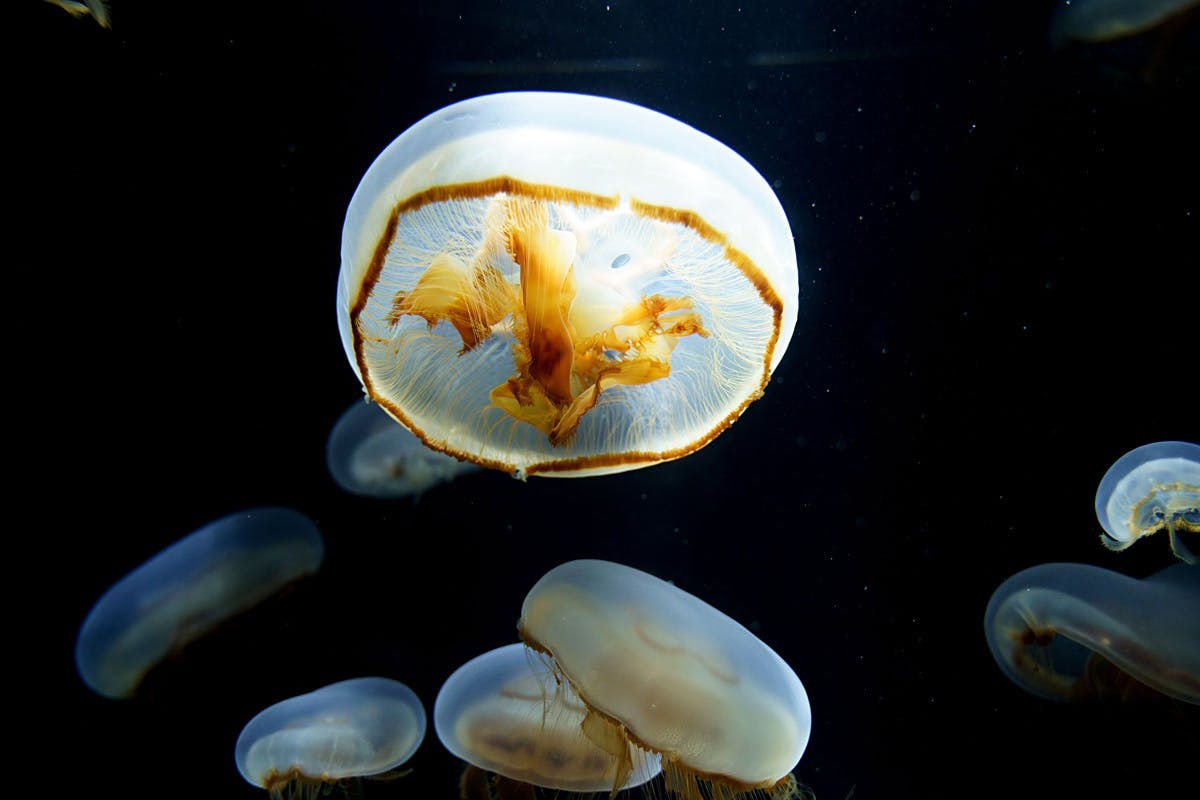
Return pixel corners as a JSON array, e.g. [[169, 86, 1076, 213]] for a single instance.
[[75, 507, 324, 699], [327, 399, 480, 498], [1095, 440, 1199, 563], [984, 562, 1200, 704], [337, 92, 798, 478], [435, 643, 662, 793], [518, 559, 810, 799], [1050, 0, 1199, 44], [236, 677, 426, 796]]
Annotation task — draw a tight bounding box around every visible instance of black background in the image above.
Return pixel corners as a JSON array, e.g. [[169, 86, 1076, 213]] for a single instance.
[[17, 2, 1197, 799]]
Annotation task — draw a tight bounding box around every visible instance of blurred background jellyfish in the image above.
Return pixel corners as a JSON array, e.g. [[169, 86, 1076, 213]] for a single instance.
[[1049, 0, 1199, 45], [518, 560, 811, 800], [75, 507, 324, 699], [236, 677, 426, 799], [435, 643, 662, 800], [337, 92, 799, 478], [1095, 440, 1199, 563], [327, 398, 481, 499], [984, 562, 1200, 704]]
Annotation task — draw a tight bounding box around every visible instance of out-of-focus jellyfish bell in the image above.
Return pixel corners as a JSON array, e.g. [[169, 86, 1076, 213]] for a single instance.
[[1049, 0, 1199, 45], [337, 92, 799, 478], [984, 562, 1200, 704], [518, 560, 810, 800], [236, 677, 426, 798], [1095, 441, 1199, 563], [435, 643, 662, 797], [75, 507, 324, 699], [327, 398, 480, 498]]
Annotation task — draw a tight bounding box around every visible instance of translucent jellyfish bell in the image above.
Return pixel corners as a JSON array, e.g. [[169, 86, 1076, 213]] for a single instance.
[[1049, 0, 1199, 46], [326, 398, 480, 498], [74, 507, 324, 699], [337, 92, 799, 478], [984, 562, 1200, 704], [435, 643, 662, 793], [1095, 441, 1199, 563], [518, 559, 810, 800], [236, 677, 426, 797]]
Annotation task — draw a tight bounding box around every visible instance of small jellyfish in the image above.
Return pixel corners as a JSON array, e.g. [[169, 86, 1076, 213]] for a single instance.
[[517, 559, 810, 800], [984, 562, 1200, 704], [435, 643, 662, 797], [326, 398, 480, 498], [1095, 440, 1199, 563], [1049, 0, 1199, 45], [236, 677, 426, 799], [337, 92, 799, 478], [74, 507, 324, 699]]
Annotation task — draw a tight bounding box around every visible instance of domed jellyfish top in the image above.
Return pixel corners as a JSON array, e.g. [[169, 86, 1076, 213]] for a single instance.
[[1049, 0, 1199, 46], [984, 562, 1200, 704], [434, 643, 662, 792], [1095, 440, 1199, 563], [326, 398, 480, 498], [518, 559, 810, 796], [235, 677, 426, 791], [74, 507, 324, 699], [337, 91, 799, 478]]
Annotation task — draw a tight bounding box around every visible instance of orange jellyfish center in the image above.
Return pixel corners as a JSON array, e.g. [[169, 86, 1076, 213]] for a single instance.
[[386, 195, 709, 445]]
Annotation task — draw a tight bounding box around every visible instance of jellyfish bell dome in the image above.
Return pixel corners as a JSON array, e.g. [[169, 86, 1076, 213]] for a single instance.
[[518, 559, 810, 795], [434, 643, 662, 792], [337, 91, 799, 478], [1095, 440, 1200, 562], [235, 677, 427, 791]]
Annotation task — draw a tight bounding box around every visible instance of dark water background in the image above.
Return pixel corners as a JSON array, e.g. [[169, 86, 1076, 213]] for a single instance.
[[17, 1, 1197, 798]]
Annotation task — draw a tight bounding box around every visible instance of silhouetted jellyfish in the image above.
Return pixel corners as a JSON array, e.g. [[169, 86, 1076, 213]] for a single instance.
[[518, 560, 811, 800], [337, 92, 799, 478], [435, 643, 662, 799], [327, 398, 480, 498], [984, 562, 1200, 704], [1095, 440, 1199, 563], [1050, 0, 1198, 45], [236, 677, 426, 800], [75, 507, 324, 699]]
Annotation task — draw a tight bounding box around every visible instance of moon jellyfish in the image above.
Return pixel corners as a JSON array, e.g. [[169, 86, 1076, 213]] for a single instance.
[[327, 398, 480, 498], [1095, 440, 1199, 563], [236, 677, 426, 798], [337, 92, 799, 478], [435, 643, 662, 796], [74, 507, 324, 699], [518, 559, 811, 800], [1050, 0, 1199, 45], [984, 562, 1200, 704]]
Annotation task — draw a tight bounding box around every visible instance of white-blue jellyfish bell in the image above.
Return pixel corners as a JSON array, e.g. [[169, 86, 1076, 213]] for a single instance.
[[1095, 441, 1200, 563]]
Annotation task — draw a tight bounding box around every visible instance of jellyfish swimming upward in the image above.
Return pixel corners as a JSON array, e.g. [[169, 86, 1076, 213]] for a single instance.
[[337, 92, 799, 478], [1095, 441, 1199, 563], [434, 643, 662, 796], [517, 559, 811, 800], [236, 677, 426, 799]]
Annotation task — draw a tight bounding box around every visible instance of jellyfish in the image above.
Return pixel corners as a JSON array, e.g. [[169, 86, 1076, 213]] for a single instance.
[[43, 0, 111, 28], [1049, 0, 1199, 45], [517, 559, 810, 800], [327, 398, 480, 498], [984, 562, 1200, 704], [74, 507, 324, 699], [435, 643, 662, 798], [1095, 440, 1199, 563], [337, 92, 799, 478], [236, 677, 426, 799]]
